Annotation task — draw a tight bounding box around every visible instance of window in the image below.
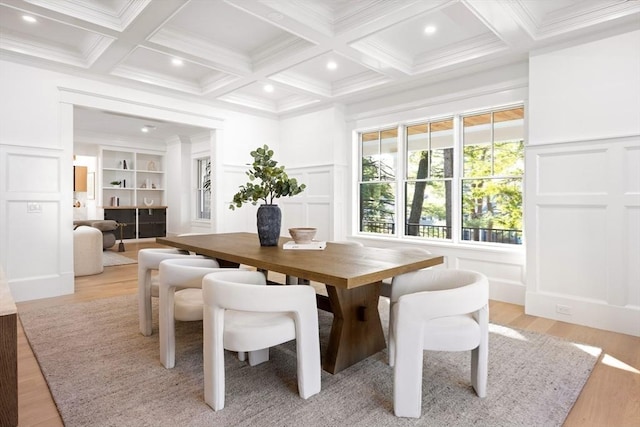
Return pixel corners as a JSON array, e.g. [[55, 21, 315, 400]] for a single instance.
[[195, 157, 211, 220], [359, 128, 397, 234], [405, 119, 454, 239], [461, 107, 524, 244], [358, 105, 524, 245]]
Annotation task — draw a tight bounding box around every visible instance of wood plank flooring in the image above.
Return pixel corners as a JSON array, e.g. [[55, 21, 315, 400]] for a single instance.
[[14, 242, 640, 426]]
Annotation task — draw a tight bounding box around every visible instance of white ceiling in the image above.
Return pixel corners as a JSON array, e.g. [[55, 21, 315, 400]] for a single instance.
[[1, 0, 639, 138]]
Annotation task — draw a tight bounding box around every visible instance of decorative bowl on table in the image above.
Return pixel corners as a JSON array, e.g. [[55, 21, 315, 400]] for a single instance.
[[288, 227, 317, 244]]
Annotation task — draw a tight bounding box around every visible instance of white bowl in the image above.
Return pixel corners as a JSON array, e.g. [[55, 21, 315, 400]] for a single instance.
[[288, 227, 317, 244]]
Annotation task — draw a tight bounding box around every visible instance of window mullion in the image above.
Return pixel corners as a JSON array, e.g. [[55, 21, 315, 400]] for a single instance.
[[397, 125, 406, 238], [452, 114, 462, 244]]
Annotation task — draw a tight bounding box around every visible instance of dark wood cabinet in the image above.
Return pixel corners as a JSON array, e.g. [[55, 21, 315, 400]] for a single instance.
[[138, 208, 167, 238], [104, 207, 166, 239]]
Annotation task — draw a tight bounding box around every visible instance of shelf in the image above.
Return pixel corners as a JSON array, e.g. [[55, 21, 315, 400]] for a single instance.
[[100, 148, 166, 238]]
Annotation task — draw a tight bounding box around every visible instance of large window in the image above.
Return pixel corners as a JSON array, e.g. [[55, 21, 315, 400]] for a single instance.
[[358, 105, 524, 245], [195, 157, 211, 220]]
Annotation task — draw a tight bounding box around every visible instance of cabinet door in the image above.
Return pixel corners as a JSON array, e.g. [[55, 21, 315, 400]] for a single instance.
[[104, 209, 136, 239], [74, 166, 87, 192], [138, 208, 166, 238]]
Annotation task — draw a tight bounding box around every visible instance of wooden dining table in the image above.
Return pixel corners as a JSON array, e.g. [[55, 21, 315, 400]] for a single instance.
[[156, 232, 444, 374]]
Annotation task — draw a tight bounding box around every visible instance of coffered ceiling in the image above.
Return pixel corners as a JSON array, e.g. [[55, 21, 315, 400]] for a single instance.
[[1, 0, 639, 119]]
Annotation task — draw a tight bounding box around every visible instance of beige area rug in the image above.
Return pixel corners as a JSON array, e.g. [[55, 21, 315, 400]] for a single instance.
[[102, 251, 136, 267], [19, 295, 600, 427]]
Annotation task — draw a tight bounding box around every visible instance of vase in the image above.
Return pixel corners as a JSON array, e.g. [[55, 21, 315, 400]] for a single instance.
[[256, 204, 281, 246]]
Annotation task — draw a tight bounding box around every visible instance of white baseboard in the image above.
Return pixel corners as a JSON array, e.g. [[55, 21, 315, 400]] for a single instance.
[[9, 272, 74, 302], [491, 280, 526, 305], [526, 291, 640, 337]]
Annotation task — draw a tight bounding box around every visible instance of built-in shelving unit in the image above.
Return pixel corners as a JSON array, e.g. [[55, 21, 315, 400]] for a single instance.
[[100, 148, 164, 207], [99, 148, 167, 239]]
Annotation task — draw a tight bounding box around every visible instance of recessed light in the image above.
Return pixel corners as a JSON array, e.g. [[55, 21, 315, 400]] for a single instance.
[[22, 15, 37, 23], [171, 58, 183, 66], [424, 25, 436, 35], [141, 125, 156, 133], [327, 61, 338, 70], [263, 84, 274, 93]]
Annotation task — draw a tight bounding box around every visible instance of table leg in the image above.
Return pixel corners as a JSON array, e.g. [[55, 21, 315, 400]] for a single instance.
[[323, 282, 386, 374]]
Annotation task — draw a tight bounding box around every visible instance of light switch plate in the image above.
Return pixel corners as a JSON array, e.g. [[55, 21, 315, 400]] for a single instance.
[[27, 202, 42, 213]]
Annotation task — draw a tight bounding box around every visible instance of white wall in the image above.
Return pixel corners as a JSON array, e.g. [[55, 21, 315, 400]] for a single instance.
[[526, 30, 640, 336], [212, 112, 281, 233], [0, 60, 275, 301], [529, 30, 640, 145], [0, 62, 75, 301], [279, 106, 350, 240]]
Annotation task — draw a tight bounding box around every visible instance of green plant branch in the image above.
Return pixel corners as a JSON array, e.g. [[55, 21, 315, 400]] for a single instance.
[[230, 145, 306, 209]]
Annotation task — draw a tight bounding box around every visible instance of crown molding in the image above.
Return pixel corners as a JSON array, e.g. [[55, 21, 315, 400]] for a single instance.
[[110, 64, 204, 95], [508, 0, 640, 40], [24, 0, 150, 32], [413, 33, 507, 74], [270, 71, 331, 97]]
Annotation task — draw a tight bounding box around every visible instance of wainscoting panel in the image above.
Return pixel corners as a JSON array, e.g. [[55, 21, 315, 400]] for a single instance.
[[305, 170, 332, 197], [0, 144, 74, 302], [526, 136, 640, 336], [217, 167, 258, 233], [537, 149, 608, 195], [359, 239, 526, 305], [6, 151, 60, 193], [457, 256, 526, 305], [536, 205, 608, 300], [625, 146, 640, 193], [306, 202, 332, 242], [625, 206, 640, 307]]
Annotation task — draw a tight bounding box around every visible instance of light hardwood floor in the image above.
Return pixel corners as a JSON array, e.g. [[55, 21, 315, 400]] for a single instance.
[[15, 242, 640, 426]]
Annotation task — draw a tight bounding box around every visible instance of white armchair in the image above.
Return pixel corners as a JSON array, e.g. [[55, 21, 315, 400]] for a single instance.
[[391, 269, 489, 418], [137, 248, 210, 336], [157, 257, 235, 369], [202, 270, 321, 411], [380, 246, 432, 298]]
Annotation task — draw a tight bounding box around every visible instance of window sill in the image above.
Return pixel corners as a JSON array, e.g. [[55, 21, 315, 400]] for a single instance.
[[351, 233, 525, 255]]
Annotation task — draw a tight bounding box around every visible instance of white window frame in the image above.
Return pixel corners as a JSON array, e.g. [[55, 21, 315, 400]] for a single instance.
[[355, 103, 524, 248], [193, 156, 211, 222]]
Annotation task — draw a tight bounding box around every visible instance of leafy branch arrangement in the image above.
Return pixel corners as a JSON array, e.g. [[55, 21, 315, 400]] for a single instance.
[[230, 145, 305, 209]]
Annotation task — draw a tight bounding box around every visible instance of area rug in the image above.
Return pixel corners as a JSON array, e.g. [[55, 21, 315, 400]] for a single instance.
[[103, 251, 136, 267], [19, 295, 600, 427]]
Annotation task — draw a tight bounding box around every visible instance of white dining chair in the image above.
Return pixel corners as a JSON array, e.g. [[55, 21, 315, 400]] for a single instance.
[[381, 246, 432, 358], [391, 269, 489, 418], [137, 248, 211, 336], [202, 270, 321, 411], [380, 246, 432, 298], [157, 257, 243, 368]]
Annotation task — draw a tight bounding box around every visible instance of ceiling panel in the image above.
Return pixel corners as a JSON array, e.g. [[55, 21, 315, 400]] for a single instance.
[[1, 0, 638, 120]]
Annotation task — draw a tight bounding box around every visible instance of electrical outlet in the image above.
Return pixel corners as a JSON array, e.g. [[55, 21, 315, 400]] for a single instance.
[[556, 304, 571, 315]]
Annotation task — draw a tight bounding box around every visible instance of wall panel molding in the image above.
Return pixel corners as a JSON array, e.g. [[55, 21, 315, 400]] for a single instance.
[[526, 135, 640, 336]]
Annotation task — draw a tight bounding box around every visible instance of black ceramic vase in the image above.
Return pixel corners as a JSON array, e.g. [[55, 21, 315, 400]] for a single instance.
[[256, 204, 281, 246]]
